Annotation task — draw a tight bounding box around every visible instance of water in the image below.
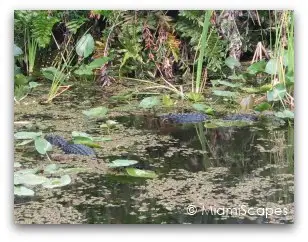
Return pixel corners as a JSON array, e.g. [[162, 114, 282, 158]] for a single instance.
[[14, 84, 294, 224]]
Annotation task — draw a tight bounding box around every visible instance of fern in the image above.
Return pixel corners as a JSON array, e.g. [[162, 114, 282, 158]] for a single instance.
[[31, 13, 60, 48]]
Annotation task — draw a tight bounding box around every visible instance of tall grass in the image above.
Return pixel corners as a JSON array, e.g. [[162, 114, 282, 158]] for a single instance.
[[24, 30, 38, 75], [193, 10, 212, 93]]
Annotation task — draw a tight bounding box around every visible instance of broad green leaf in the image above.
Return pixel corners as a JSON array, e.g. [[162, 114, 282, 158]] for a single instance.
[[14, 173, 49, 186], [28, 81, 41, 89], [42, 175, 71, 188], [14, 186, 34, 196], [72, 131, 93, 140], [15, 74, 29, 86], [14, 44, 23, 56], [162, 95, 174, 107], [247, 60, 266, 75], [41, 67, 67, 82], [125, 168, 158, 179], [265, 59, 279, 75], [74, 65, 94, 76], [192, 103, 214, 115], [14, 168, 38, 176], [44, 164, 59, 174], [87, 57, 110, 69], [204, 119, 252, 128], [217, 80, 243, 88], [228, 74, 245, 80], [108, 159, 139, 168], [275, 110, 294, 119], [267, 84, 286, 102], [34, 137, 52, 155], [225, 56, 241, 70], [254, 102, 271, 112], [212, 90, 238, 98], [82, 106, 108, 118], [139, 96, 160, 109], [14, 131, 42, 140], [73, 137, 101, 148], [76, 34, 95, 58]]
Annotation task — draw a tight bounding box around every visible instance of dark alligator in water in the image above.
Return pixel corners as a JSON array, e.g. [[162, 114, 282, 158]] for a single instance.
[[159, 113, 258, 124], [159, 113, 209, 123], [45, 134, 95, 156]]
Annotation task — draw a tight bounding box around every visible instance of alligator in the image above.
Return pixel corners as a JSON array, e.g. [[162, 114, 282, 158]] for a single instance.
[[158, 112, 258, 124], [159, 113, 209, 124], [45, 134, 95, 156]]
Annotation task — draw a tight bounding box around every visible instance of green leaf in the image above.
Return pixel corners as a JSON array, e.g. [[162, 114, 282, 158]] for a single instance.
[[212, 90, 238, 98], [225, 56, 241, 70], [14, 44, 23, 56], [192, 103, 214, 115], [14, 131, 42, 140], [72, 131, 93, 140], [265, 59, 279, 75], [16, 139, 34, 146], [15, 74, 29, 86], [204, 119, 252, 128], [247, 60, 266, 75], [44, 164, 59, 174], [73, 137, 101, 148], [275, 110, 294, 119], [74, 65, 94, 76], [34, 137, 52, 155], [108, 159, 139, 168], [217, 80, 243, 88], [125, 168, 158, 179], [14, 173, 49, 186], [41, 67, 67, 81], [139, 96, 160, 109], [187, 92, 205, 102], [267, 84, 286, 102], [162, 95, 174, 107], [29, 81, 41, 89], [14, 168, 38, 176], [82, 106, 108, 118], [254, 102, 271, 112], [76, 34, 95, 58], [42, 175, 71, 189], [87, 57, 110, 69], [14, 186, 34, 196], [93, 137, 112, 142]]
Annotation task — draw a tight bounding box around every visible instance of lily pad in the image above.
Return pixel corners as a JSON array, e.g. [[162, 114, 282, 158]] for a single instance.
[[265, 59, 279, 75], [82, 106, 108, 118], [14, 131, 42, 140], [44, 164, 60, 174], [108, 159, 139, 168], [125, 168, 158, 179], [275, 110, 294, 119], [254, 102, 271, 112], [34, 137, 52, 155], [42, 175, 71, 189], [204, 119, 252, 128], [29, 81, 41, 89], [139, 96, 160, 109], [14, 173, 49, 186], [14, 186, 34, 196]]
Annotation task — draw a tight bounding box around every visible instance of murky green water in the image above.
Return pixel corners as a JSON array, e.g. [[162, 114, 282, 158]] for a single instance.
[[14, 83, 294, 224]]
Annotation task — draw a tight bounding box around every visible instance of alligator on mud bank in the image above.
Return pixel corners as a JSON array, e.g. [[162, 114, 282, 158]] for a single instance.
[[45, 135, 95, 156]]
